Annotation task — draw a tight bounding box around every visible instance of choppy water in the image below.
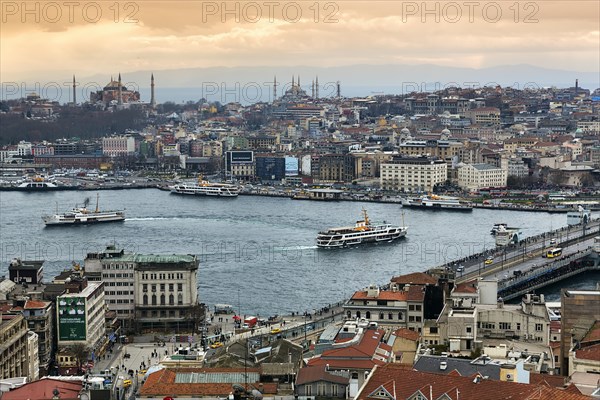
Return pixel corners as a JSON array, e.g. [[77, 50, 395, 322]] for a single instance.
[[0, 189, 596, 315]]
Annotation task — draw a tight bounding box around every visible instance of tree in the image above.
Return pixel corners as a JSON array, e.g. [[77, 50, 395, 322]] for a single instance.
[[70, 343, 89, 373]]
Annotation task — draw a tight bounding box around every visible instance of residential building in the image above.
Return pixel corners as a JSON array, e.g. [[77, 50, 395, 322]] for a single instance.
[[84, 245, 199, 333], [26, 331, 39, 381], [318, 154, 361, 182], [0, 313, 29, 379], [56, 281, 105, 352], [8, 259, 44, 285], [295, 365, 349, 400], [561, 290, 600, 375], [457, 163, 507, 191], [380, 156, 447, 192], [135, 254, 199, 332], [18, 300, 53, 375], [102, 135, 136, 157], [306, 324, 392, 397], [390, 328, 420, 364], [355, 363, 588, 400], [467, 107, 501, 126]]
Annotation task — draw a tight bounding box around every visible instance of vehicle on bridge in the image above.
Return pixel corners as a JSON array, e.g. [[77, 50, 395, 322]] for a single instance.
[[545, 248, 562, 258]]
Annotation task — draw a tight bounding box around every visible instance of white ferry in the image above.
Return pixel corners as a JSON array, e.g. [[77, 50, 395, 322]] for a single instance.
[[402, 195, 473, 211], [17, 175, 59, 190], [316, 209, 407, 248], [170, 176, 239, 197], [42, 194, 125, 226], [567, 206, 591, 226], [495, 225, 522, 247]]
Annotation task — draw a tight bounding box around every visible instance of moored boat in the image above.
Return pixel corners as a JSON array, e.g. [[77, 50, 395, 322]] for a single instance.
[[316, 209, 407, 248], [170, 176, 239, 197], [42, 194, 125, 226], [402, 195, 473, 211]]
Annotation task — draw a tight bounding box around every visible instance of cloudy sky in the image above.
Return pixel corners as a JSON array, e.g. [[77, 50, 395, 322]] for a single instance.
[[1, 1, 598, 83]]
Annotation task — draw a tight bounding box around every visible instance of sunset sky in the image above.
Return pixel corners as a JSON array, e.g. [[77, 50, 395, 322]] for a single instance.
[[1, 1, 599, 84]]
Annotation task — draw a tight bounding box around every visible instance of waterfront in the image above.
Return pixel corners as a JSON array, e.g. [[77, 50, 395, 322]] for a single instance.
[[0, 189, 595, 316]]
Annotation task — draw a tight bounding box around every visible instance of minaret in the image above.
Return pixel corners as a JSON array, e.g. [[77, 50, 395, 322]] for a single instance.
[[273, 76, 277, 102], [311, 80, 315, 98], [292, 75, 295, 87], [336, 81, 341, 98], [150, 73, 156, 107], [315, 76, 319, 99], [117, 73, 123, 105], [72, 75, 76, 105], [298, 75, 301, 88]]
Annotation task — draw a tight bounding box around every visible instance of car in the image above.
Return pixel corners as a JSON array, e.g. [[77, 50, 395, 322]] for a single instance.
[[123, 353, 131, 359], [270, 328, 281, 334], [210, 342, 224, 349], [123, 379, 132, 388], [456, 266, 464, 272], [484, 257, 493, 265], [139, 369, 147, 375], [550, 239, 557, 245]]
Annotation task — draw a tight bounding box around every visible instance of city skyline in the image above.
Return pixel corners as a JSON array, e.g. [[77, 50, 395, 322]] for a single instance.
[[1, 1, 598, 84]]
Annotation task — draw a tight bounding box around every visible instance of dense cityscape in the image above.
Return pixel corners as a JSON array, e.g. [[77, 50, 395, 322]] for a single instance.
[[1, 75, 600, 400], [2, 1, 600, 399]]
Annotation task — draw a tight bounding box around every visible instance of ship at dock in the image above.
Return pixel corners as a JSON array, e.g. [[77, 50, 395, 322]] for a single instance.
[[316, 209, 407, 248], [401, 195, 473, 211], [170, 176, 239, 197], [42, 194, 125, 226]]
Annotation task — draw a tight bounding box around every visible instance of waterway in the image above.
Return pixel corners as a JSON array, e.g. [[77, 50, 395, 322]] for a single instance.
[[0, 189, 597, 316]]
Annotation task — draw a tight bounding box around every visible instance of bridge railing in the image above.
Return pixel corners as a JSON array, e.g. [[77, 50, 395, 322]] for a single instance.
[[498, 247, 593, 290]]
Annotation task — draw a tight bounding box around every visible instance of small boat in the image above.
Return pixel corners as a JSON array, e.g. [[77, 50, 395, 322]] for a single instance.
[[42, 194, 125, 226], [170, 176, 239, 197], [316, 209, 408, 248]]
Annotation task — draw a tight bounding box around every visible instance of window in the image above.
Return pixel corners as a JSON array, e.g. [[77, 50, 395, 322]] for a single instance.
[[169, 283, 174, 292], [160, 283, 165, 291], [499, 322, 511, 330], [332, 385, 338, 396], [409, 305, 415, 311], [389, 313, 393, 320], [178, 294, 183, 305], [305, 386, 312, 396], [152, 295, 157, 305], [143, 294, 148, 305], [398, 312, 403, 320], [151, 285, 156, 292], [429, 326, 438, 334], [466, 326, 472, 333], [177, 283, 183, 292], [535, 323, 543, 332], [366, 311, 371, 319], [160, 294, 165, 305], [169, 294, 174, 305], [516, 323, 521, 330], [379, 312, 384, 320]]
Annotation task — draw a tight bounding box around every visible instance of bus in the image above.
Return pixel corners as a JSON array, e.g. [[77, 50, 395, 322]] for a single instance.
[[546, 248, 562, 258]]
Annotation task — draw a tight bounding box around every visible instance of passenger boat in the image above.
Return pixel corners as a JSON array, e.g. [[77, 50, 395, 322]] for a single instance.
[[491, 223, 508, 234], [316, 209, 407, 248], [402, 195, 473, 211], [170, 176, 239, 197], [42, 194, 125, 226], [567, 206, 591, 226], [495, 225, 522, 246]]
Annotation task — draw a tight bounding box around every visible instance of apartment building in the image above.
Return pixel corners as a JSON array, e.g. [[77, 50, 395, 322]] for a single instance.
[[457, 163, 507, 191], [0, 313, 29, 379], [380, 156, 447, 192]]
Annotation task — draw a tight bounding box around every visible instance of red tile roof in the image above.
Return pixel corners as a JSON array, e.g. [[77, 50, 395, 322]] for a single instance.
[[351, 291, 408, 301], [394, 328, 420, 342], [308, 329, 389, 370], [575, 342, 600, 362], [24, 300, 51, 309], [407, 285, 425, 302], [453, 282, 478, 294], [391, 272, 437, 285], [296, 365, 349, 386], [140, 368, 278, 397], [356, 364, 592, 400], [528, 373, 566, 388], [1, 378, 82, 400], [581, 320, 600, 344]]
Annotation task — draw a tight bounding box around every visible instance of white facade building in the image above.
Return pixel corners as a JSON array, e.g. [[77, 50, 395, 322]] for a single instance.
[[457, 163, 507, 191], [380, 156, 447, 192], [102, 136, 135, 157]]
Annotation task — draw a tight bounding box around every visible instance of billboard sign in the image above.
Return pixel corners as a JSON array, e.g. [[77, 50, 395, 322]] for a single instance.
[[58, 297, 87, 341]]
